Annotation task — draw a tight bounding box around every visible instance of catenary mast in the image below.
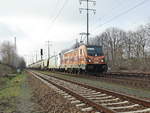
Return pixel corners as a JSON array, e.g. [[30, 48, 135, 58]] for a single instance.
[[79, 0, 96, 45]]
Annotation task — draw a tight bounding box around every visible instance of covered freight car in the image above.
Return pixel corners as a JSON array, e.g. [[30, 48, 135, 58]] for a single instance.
[[28, 60, 44, 70], [48, 55, 60, 71]]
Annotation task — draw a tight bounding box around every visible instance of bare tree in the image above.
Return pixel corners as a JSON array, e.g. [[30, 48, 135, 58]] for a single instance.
[[92, 23, 150, 71], [0, 41, 26, 69]]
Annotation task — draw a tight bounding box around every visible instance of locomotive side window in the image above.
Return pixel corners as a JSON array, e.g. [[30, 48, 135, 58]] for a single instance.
[[80, 49, 82, 55]]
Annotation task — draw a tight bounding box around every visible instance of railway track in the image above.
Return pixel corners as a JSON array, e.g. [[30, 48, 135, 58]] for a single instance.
[[40, 71, 150, 90], [105, 72, 150, 79], [28, 70, 150, 113], [93, 76, 150, 90]]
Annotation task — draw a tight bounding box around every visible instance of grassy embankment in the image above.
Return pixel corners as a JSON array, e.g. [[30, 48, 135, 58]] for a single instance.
[[0, 73, 27, 113]]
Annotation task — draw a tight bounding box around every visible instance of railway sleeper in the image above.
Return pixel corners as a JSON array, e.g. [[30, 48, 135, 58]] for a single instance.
[[29, 71, 150, 113], [109, 104, 139, 110], [101, 101, 129, 106], [118, 108, 150, 113]]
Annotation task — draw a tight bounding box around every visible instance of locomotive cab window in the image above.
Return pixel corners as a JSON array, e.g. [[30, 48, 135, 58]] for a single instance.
[[87, 46, 103, 56]]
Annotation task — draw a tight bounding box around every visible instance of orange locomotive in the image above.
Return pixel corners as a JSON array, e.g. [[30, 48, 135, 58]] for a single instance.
[[59, 44, 108, 73]]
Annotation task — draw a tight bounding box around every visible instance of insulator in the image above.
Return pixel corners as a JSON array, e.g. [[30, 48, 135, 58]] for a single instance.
[[80, 10, 82, 14]]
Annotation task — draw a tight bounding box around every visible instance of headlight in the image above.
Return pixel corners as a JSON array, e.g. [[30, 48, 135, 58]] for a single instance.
[[101, 58, 105, 63], [88, 59, 92, 62], [86, 58, 92, 62]]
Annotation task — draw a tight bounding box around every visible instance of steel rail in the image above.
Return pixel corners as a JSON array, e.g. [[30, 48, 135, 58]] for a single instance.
[[28, 70, 116, 113], [43, 71, 150, 90], [105, 72, 150, 79], [38, 71, 150, 108]]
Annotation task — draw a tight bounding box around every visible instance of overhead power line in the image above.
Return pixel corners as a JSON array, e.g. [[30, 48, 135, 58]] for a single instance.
[[50, 0, 69, 27], [93, 0, 149, 33], [49, 0, 60, 20], [43, 0, 69, 39]]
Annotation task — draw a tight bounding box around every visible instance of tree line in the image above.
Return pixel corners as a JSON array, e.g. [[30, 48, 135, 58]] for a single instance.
[[90, 23, 150, 71], [0, 41, 26, 69]]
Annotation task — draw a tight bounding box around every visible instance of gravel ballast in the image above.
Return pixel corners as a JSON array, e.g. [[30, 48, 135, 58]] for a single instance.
[[28, 73, 87, 113], [39, 71, 150, 99]]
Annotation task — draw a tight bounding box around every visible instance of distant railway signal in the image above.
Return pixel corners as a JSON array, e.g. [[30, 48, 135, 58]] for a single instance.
[[40, 49, 43, 60]]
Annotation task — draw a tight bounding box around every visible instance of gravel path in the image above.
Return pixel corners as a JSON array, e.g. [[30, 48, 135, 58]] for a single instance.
[[16, 76, 41, 113]]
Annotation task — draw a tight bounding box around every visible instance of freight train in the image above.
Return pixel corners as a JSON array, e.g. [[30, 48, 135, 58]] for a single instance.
[[28, 44, 108, 73]]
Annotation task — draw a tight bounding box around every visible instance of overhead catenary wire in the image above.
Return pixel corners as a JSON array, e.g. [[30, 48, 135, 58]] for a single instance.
[[96, 0, 125, 21], [40, 0, 70, 52], [42, 0, 69, 41], [50, 0, 69, 29], [48, 0, 60, 21], [93, 0, 150, 34], [91, 0, 125, 34]]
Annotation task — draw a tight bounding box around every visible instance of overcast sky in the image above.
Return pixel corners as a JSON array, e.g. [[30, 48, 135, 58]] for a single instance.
[[0, 0, 150, 63]]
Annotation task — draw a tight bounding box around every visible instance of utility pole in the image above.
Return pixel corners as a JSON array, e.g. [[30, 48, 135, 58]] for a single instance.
[[79, 0, 96, 45], [87, 0, 89, 45], [53, 49, 57, 66], [46, 41, 52, 59], [35, 51, 38, 62], [13, 37, 17, 68], [14, 37, 16, 50]]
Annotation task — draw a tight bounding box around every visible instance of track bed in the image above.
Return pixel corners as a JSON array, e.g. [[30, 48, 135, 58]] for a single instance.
[[28, 70, 150, 113]]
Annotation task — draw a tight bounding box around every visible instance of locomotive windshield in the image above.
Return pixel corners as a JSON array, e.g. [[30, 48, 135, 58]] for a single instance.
[[87, 46, 103, 56]]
